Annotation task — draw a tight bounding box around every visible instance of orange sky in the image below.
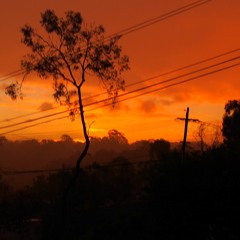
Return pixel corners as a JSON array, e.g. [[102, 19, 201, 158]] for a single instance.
[[0, 0, 240, 143]]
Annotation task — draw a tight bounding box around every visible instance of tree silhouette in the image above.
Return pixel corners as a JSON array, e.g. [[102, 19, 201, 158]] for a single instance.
[[0, 136, 8, 146], [5, 9, 129, 181], [194, 122, 222, 153], [107, 129, 128, 145], [149, 139, 171, 162], [222, 100, 240, 148], [60, 134, 74, 143]]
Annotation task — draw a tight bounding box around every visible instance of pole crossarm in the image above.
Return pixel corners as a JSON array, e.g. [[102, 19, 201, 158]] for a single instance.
[[176, 118, 201, 123]]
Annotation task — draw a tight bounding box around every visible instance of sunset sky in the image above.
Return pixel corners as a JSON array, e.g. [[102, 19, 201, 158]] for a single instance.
[[0, 0, 240, 143]]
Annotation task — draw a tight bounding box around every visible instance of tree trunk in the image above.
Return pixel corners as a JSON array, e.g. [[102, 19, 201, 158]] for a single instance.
[[61, 86, 90, 238]]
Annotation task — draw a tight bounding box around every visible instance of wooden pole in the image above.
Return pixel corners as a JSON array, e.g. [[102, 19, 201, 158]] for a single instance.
[[176, 108, 200, 163], [182, 107, 189, 162]]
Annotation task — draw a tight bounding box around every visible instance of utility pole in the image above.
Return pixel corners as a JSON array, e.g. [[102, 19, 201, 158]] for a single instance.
[[176, 107, 200, 162], [182, 107, 189, 162]]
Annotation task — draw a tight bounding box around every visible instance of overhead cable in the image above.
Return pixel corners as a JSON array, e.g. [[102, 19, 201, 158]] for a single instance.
[[1, 60, 239, 136]]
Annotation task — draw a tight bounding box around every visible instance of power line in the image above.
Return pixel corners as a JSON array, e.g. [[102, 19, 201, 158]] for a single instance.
[[86, 61, 240, 112], [0, 116, 68, 135], [0, 69, 22, 79], [0, 158, 160, 175], [0, 0, 211, 83], [84, 48, 240, 104], [1, 47, 239, 123], [0, 70, 23, 82], [1, 55, 240, 132], [1, 59, 239, 136], [0, 109, 70, 130], [126, 48, 240, 88], [1, 168, 67, 175], [114, 62, 240, 104], [0, 106, 60, 123], [107, 0, 211, 38], [84, 55, 240, 109]]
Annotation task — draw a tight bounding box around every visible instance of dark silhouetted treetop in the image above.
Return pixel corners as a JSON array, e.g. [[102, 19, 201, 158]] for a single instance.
[[0, 136, 8, 146], [61, 134, 74, 143], [150, 139, 171, 161], [108, 129, 128, 145], [222, 99, 240, 147]]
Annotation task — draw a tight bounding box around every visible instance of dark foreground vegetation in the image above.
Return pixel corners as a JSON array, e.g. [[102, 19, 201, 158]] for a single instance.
[[0, 143, 240, 240], [1, 100, 240, 239]]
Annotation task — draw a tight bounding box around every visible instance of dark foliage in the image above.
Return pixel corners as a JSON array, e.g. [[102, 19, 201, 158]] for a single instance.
[[1, 143, 240, 239], [222, 99, 240, 149]]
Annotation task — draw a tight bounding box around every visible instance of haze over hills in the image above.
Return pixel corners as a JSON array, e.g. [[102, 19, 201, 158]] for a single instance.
[[1, 129, 209, 189]]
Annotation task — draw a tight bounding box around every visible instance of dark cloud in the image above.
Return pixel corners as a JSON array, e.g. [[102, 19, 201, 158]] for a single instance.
[[106, 101, 131, 112], [139, 99, 157, 113], [38, 102, 54, 111], [85, 113, 99, 119], [159, 99, 173, 106], [173, 93, 191, 103]]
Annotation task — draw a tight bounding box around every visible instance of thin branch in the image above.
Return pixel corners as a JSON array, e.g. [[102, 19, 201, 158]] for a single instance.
[[55, 47, 78, 85], [88, 120, 95, 136], [79, 38, 91, 87]]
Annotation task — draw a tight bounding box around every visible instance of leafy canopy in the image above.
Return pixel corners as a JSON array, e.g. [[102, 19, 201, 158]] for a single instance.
[[6, 9, 129, 107], [222, 100, 240, 146]]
